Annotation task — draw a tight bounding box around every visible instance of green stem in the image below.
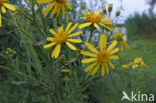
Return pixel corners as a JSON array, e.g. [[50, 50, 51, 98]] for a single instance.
[[0, 65, 53, 93], [55, 82, 62, 103]]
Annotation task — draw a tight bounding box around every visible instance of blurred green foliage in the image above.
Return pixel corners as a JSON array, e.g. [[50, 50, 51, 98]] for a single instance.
[[125, 13, 156, 39]]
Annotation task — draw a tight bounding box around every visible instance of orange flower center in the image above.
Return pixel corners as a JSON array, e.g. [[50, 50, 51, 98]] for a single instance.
[[54, 32, 68, 44], [97, 50, 110, 64], [86, 12, 103, 23], [0, 0, 4, 7], [56, 0, 66, 4]]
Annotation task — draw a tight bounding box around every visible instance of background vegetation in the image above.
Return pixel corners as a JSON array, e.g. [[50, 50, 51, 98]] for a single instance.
[[0, 0, 156, 103]]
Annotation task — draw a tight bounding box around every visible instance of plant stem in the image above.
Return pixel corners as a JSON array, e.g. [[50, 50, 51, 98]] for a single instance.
[[0, 65, 53, 93]]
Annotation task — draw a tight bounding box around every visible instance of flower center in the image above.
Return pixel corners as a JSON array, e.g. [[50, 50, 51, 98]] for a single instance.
[[97, 50, 110, 64], [54, 32, 68, 44], [86, 12, 103, 23], [56, 0, 66, 4], [0, 0, 4, 7]]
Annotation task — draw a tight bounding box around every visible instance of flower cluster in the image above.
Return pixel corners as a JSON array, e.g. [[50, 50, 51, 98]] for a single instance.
[[122, 57, 147, 70]]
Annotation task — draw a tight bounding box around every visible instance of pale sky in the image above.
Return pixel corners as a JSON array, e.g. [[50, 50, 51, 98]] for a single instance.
[[108, 0, 149, 23], [85, 0, 151, 23]]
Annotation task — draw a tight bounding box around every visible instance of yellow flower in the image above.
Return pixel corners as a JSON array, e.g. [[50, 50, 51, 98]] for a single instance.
[[43, 22, 83, 58], [110, 33, 130, 50], [37, 0, 72, 17], [79, 9, 112, 30], [0, 0, 16, 27], [81, 34, 119, 76]]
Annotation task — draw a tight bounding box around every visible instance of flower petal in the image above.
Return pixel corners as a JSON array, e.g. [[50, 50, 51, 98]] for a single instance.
[[49, 28, 57, 36], [1, 6, 6, 14], [65, 41, 77, 50], [52, 44, 61, 58], [42, 3, 54, 15], [108, 61, 115, 69], [85, 42, 98, 53], [101, 65, 105, 77], [81, 51, 97, 57], [68, 23, 79, 34], [106, 65, 109, 74], [65, 22, 73, 32], [84, 62, 97, 72], [43, 42, 56, 49], [107, 40, 118, 51], [100, 34, 107, 50], [110, 48, 119, 54], [81, 58, 96, 63], [90, 64, 100, 76], [94, 23, 100, 29], [37, 0, 52, 4], [78, 22, 92, 29], [3, 3, 16, 11], [68, 39, 82, 43], [46, 37, 54, 41], [68, 31, 83, 37], [110, 55, 119, 60]]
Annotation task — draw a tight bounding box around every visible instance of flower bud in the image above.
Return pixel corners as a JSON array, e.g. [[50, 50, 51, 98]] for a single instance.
[[103, 8, 107, 14], [108, 4, 113, 12], [116, 10, 121, 17]]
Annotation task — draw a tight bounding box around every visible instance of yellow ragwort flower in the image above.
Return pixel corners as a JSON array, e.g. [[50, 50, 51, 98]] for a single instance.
[[44, 22, 83, 58], [110, 33, 130, 50], [0, 0, 16, 27], [81, 34, 119, 76], [79, 9, 112, 29], [37, 0, 72, 17]]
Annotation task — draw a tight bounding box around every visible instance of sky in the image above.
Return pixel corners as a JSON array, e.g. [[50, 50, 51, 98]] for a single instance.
[[85, 0, 150, 23], [107, 0, 149, 23]]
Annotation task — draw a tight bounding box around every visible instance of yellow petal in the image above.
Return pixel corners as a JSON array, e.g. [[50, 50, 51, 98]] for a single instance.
[[110, 55, 119, 60], [43, 42, 56, 49], [65, 3, 72, 10], [78, 22, 92, 29], [123, 41, 130, 49], [84, 62, 97, 72], [110, 48, 119, 54], [58, 25, 64, 33], [68, 23, 79, 34], [49, 28, 57, 36], [90, 64, 100, 76], [42, 3, 54, 15], [52, 44, 61, 58], [0, 13, 2, 27], [65, 41, 77, 50], [56, 6, 60, 17], [80, 17, 86, 19], [46, 37, 54, 41], [81, 10, 87, 15], [52, 4, 58, 16], [81, 51, 97, 57], [108, 61, 115, 69], [107, 40, 118, 51], [3, 3, 16, 11], [68, 31, 83, 37], [94, 23, 100, 29], [54, 44, 61, 58], [68, 39, 82, 43], [65, 22, 73, 32], [37, 0, 52, 4], [99, 23, 111, 30], [85, 9, 90, 14], [101, 65, 105, 77], [106, 65, 109, 74], [1, 6, 6, 14], [85, 42, 98, 53], [100, 34, 107, 50], [62, 5, 65, 16], [81, 58, 96, 64]]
